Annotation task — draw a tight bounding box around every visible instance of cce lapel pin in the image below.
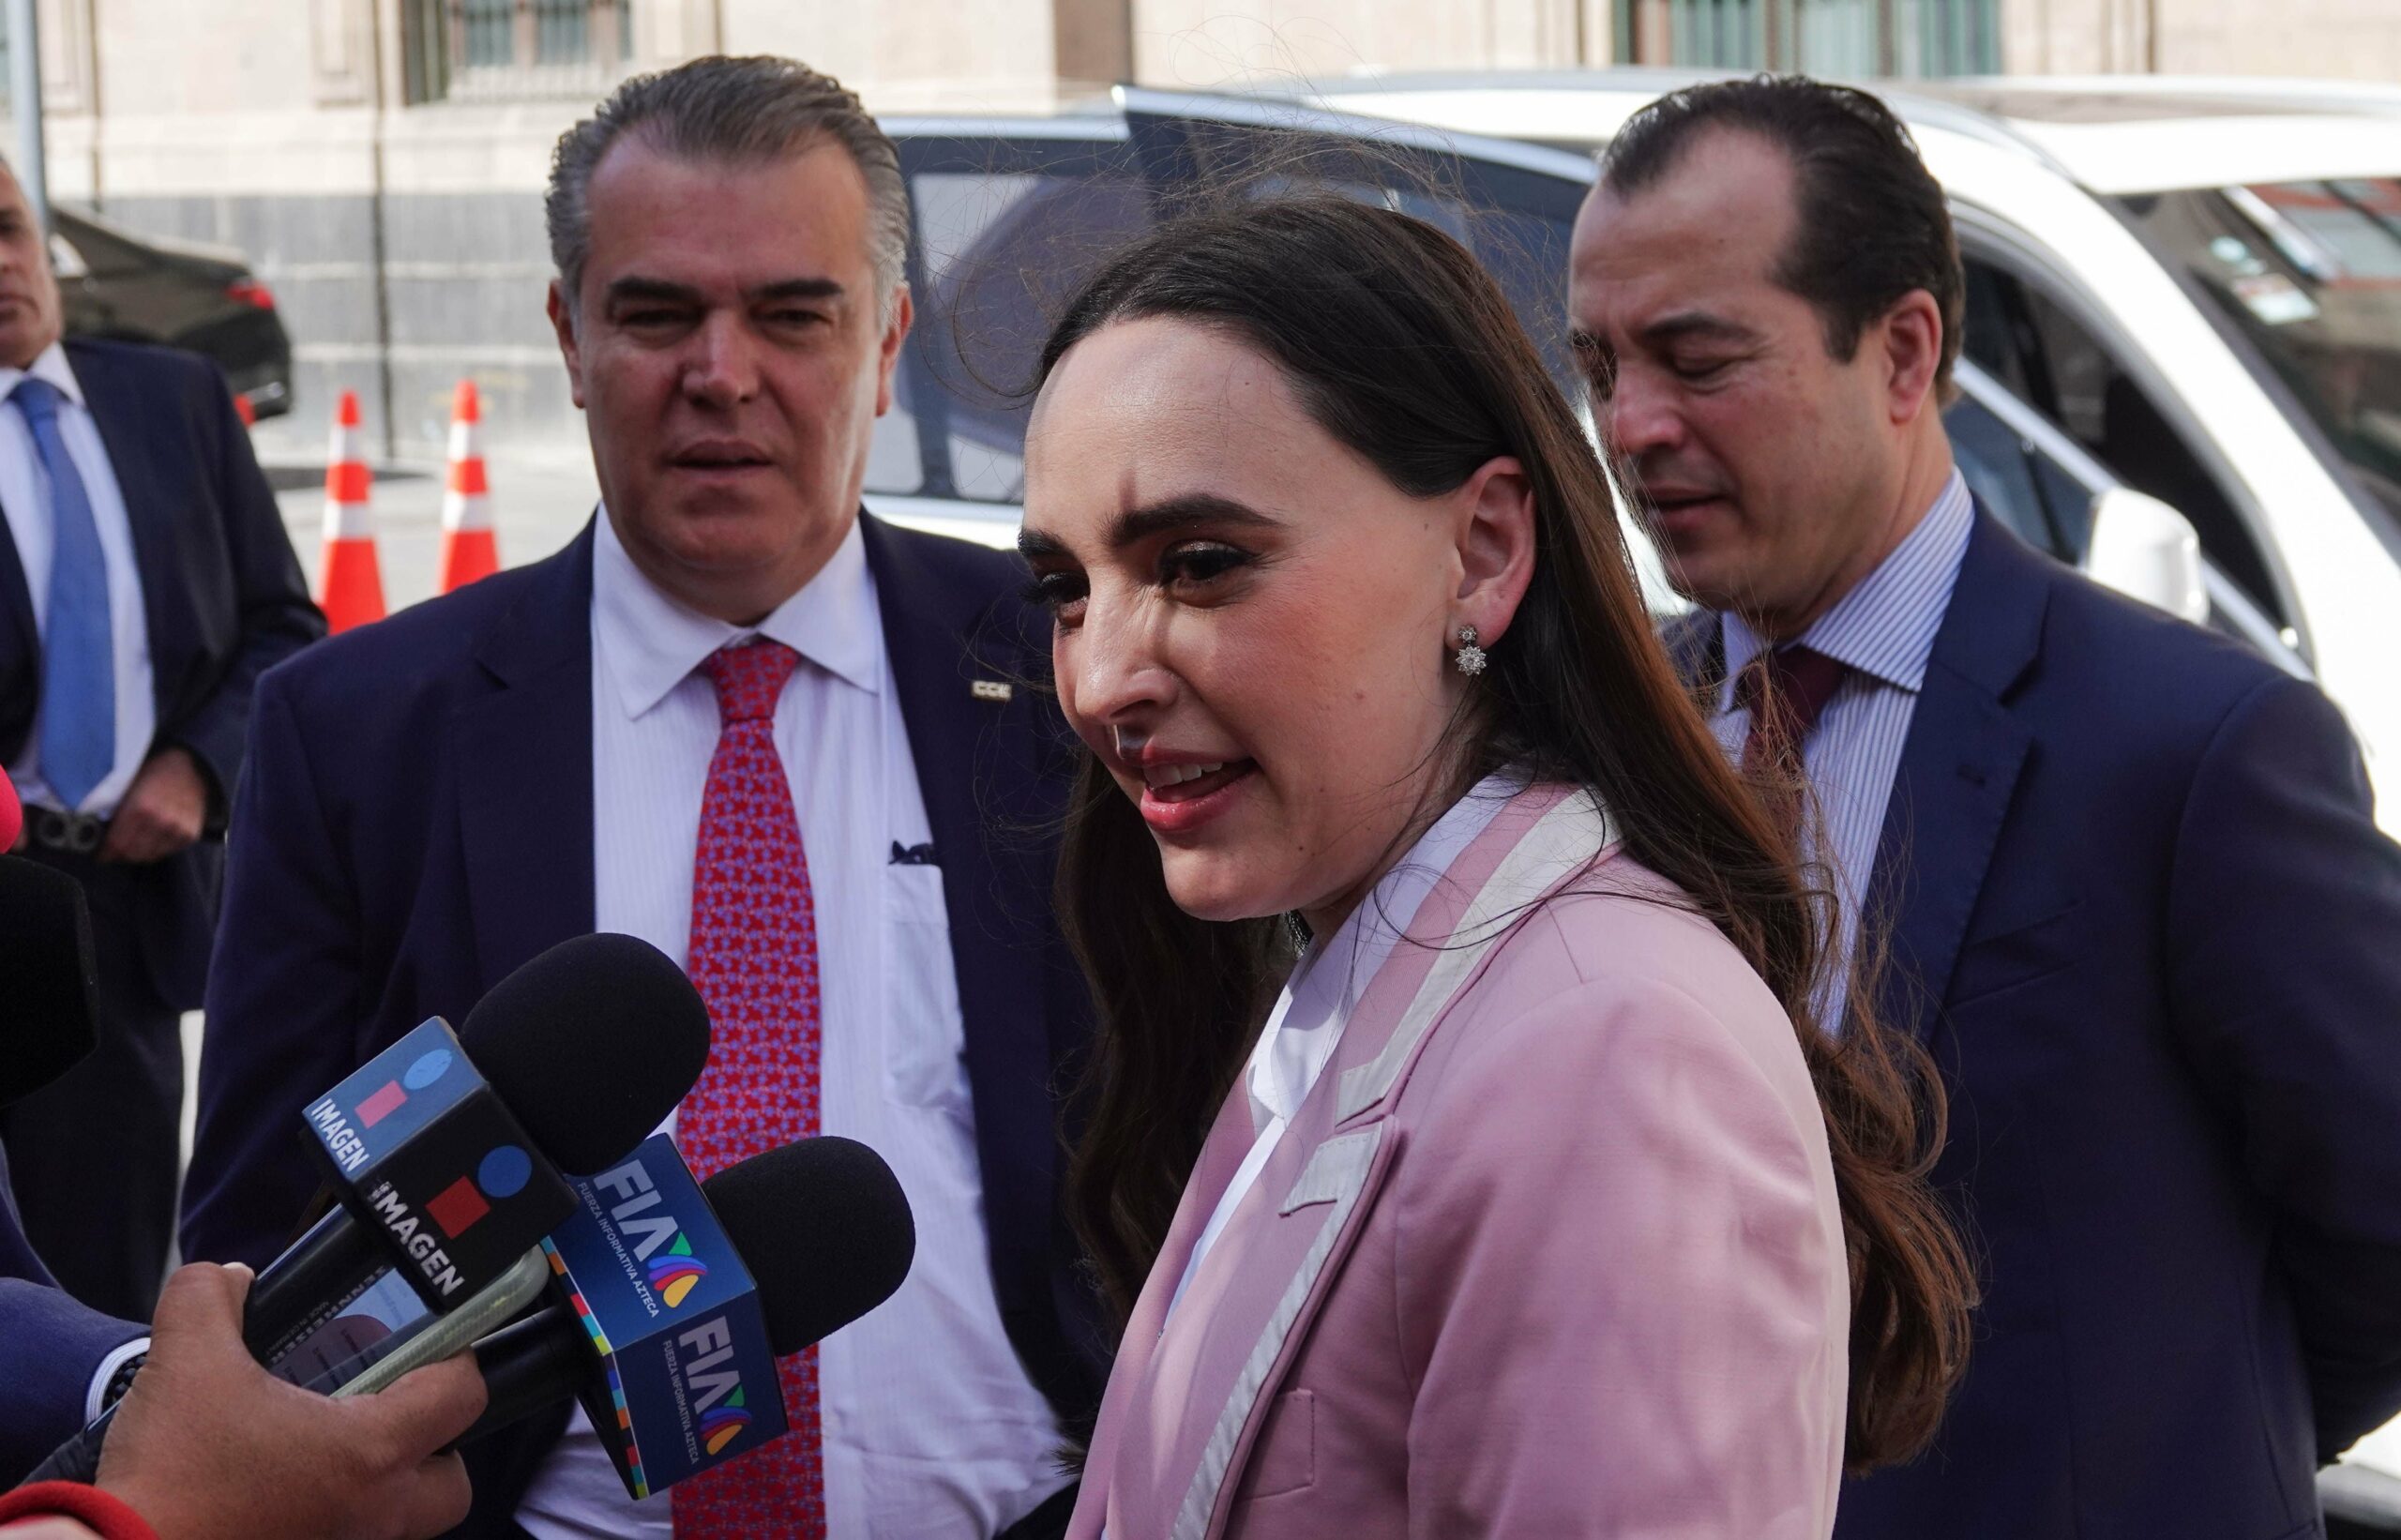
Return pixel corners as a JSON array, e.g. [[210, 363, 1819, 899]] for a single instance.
[[971, 679, 1013, 703]]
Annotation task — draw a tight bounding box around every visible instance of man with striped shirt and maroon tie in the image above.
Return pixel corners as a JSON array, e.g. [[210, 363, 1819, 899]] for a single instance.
[[1569, 77, 2401, 1540], [185, 57, 1103, 1540]]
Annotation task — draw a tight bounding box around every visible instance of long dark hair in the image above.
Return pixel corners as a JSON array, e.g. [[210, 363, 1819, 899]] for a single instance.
[[1037, 194, 1971, 1472]]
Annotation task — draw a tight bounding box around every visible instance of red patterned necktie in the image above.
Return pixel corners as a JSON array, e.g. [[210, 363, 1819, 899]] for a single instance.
[[672, 639, 827, 1540], [1735, 643, 1848, 843]]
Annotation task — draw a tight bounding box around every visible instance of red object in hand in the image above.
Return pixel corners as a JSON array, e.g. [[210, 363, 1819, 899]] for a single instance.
[[0, 1482, 161, 1539], [0, 764, 21, 852]]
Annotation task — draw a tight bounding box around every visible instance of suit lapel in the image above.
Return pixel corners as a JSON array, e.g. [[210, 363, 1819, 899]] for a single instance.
[[0, 510, 31, 753], [454, 523, 597, 989], [1090, 786, 1616, 1540], [1868, 515, 2046, 1038], [857, 515, 1065, 1342]]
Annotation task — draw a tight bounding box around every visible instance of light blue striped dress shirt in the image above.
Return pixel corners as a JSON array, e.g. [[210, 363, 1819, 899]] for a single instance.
[[1710, 472, 1975, 1009]]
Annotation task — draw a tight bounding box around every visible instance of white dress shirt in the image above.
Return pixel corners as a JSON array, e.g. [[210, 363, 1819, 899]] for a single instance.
[[0, 341, 154, 816], [516, 512, 1068, 1539], [1710, 471, 1974, 999], [1167, 772, 1524, 1321]]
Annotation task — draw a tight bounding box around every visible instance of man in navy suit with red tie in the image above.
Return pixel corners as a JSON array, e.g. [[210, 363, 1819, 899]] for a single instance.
[[0, 153, 321, 1322], [184, 57, 1103, 1539]]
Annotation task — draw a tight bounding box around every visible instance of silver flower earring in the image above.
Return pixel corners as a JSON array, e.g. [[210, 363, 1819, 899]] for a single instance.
[[1453, 625, 1487, 677]]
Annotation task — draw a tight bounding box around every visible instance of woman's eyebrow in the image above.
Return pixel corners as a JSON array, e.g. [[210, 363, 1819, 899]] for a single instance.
[[1109, 493, 1279, 551]]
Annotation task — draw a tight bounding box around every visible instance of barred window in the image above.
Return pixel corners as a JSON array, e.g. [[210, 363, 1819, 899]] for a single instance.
[[404, 0, 634, 104], [1618, 0, 2000, 76]]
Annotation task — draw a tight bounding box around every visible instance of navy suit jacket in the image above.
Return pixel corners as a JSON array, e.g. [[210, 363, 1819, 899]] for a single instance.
[[0, 337, 322, 1006], [182, 513, 1106, 1532], [1680, 514, 2401, 1538], [0, 1141, 144, 1484]]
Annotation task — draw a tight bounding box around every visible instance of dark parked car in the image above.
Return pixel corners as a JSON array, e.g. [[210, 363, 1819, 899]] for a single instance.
[[52, 204, 294, 420]]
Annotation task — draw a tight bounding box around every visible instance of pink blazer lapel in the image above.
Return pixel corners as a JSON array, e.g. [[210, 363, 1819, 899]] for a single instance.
[[1071, 1087, 1258, 1536], [1074, 784, 1619, 1540]]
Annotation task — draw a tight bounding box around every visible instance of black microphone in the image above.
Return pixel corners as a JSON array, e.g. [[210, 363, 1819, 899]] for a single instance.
[[243, 932, 712, 1364], [462, 1135, 915, 1491], [0, 855, 100, 1109], [22, 932, 715, 1488]]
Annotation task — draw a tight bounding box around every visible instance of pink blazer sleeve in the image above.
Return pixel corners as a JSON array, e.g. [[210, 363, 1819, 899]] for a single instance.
[[1391, 933, 1849, 1538]]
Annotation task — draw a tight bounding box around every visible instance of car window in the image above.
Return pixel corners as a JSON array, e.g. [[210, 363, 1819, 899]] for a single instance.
[[876, 138, 1153, 506], [879, 122, 1593, 516], [1961, 254, 2285, 624], [1944, 391, 2065, 557], [1123, 113, 1591, 401], [1951, 361, 2303, 669], [2113, 179, 2401, 537]]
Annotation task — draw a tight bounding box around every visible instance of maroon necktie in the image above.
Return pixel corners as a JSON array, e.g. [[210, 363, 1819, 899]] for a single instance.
[[1735, 643, 1848, 838], [671, 639, 826, 1539]]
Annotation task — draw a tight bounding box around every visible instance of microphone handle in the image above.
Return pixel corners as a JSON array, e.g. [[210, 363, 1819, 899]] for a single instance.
[[453, 1303, 591, 1448], [23, 1402, 113, 1486], [244, 1212, 390, 1362], [23, 1252, 556, 1487]]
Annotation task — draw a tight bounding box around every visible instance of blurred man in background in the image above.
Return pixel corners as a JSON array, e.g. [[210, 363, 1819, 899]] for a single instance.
[[0, 153, 321, 1321], [1571, 75, 2401, 1540]]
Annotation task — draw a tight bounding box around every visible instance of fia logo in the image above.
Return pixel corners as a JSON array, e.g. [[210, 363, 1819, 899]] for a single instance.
[[593, 1158, 710, 1308], [675, 1318, 754, 1457]]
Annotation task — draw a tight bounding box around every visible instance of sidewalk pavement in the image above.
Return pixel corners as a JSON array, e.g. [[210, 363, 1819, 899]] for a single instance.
[[265, 448, 602, 618]]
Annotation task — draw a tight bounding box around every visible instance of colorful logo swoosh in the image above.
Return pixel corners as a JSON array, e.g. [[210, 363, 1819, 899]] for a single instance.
[[646, 1233, 707, 1308], [699, 1389, 751, 1457]]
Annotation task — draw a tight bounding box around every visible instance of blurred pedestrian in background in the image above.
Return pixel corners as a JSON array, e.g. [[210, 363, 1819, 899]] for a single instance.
[[182, 55, 1102, 1540], [0, 151, 320, 1322], [1570, 73, 2401, 1540]]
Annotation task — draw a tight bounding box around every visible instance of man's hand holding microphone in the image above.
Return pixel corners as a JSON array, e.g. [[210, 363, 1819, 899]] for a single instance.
[[6, 917, 920, 1537], [92, 1261, 483, 1540]]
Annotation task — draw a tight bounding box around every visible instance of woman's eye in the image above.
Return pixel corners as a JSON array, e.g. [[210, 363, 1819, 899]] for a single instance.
[[1674, 357, 1732, 384], [1023, 570, 1088, 622], [1160, 543, 1249, 588]]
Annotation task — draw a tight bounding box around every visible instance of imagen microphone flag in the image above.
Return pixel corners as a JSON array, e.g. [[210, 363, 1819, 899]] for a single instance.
[[302, 1018, 574, 1309]]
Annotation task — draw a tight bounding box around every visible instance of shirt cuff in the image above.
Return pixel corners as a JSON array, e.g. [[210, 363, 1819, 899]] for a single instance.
[[83, 1336, 148, 1426]]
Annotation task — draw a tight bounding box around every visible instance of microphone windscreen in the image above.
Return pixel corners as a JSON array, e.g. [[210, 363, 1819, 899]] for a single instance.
[[460, 933, 712, 1175], [0, 857, 98, 1107], [702, 1136, 916, 1355], [0, 767, 20, 852]]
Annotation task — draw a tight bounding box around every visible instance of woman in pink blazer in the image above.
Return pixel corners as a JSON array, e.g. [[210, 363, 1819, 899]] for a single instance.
[[1016, 195, 1973, 1538]]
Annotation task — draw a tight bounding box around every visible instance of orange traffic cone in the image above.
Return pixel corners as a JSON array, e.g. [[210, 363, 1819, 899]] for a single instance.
[[319, 390, 385, 633], [437, 380, 499, 592]]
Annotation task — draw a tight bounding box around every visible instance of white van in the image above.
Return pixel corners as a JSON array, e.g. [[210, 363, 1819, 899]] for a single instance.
[[1251, 70, 2401, 833]]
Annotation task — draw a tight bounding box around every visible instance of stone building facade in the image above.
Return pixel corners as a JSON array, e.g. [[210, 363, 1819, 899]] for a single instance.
[[1, 0, 2392, 461]]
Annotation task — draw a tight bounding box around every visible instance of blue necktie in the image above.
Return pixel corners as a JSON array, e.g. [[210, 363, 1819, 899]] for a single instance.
[[16, 375, 113, 810]]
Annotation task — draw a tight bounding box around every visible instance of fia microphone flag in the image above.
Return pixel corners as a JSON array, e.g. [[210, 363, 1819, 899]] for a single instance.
[[545, 1134, 787, 1497], [304, 1017, 576, 1310]]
